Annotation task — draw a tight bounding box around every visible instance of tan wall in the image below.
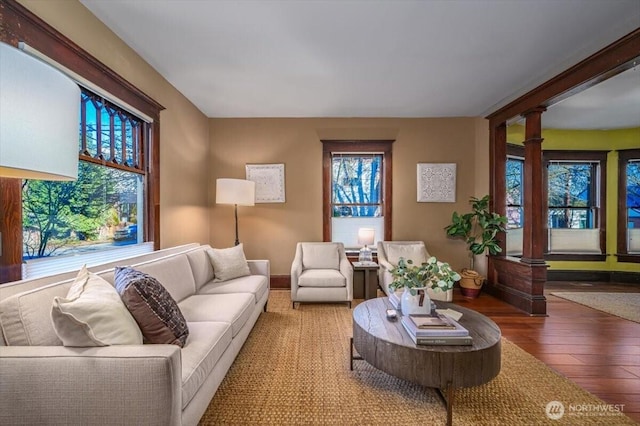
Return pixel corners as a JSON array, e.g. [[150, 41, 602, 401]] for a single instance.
[[18, 0, 211, 248], [210, 117, 490, 275]]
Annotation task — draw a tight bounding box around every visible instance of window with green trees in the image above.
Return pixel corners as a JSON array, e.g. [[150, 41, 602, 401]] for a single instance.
[[22, 88, 148, 259]]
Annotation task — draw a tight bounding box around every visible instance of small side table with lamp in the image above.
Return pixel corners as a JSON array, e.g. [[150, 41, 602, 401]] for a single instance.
[[353, 228, 379, 300]]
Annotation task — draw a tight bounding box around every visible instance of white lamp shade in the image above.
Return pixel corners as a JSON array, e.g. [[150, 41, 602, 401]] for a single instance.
[[357, 228, 375, 246], [216, 178, 255, 206], [0, 42, 80, 181]]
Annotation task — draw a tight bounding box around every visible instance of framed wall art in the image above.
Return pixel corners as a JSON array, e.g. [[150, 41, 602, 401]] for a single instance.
[[417, 163, 456, 202], [245, 163, 286, 203]]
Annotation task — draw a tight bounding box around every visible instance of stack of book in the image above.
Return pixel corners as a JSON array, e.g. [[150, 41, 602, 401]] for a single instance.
[[400, 313, 472, 346]]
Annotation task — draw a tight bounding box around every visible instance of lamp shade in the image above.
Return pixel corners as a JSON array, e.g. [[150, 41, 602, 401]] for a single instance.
[[216, 178, 255, 206], [0, 42, 80, 181], [357, 228, 375, 246]]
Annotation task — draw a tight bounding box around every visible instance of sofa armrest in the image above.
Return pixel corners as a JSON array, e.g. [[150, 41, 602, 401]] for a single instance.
[[0, 345, 182, 425], [247, 259, 270, 278]]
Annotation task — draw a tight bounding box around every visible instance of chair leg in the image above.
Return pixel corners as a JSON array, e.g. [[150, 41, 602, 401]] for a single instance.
[[292, 301, 296, 309]]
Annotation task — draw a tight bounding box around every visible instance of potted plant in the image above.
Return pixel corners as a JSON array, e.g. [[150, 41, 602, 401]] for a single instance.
[[388, 257, 460, 315], [444, 195, 508, 298]]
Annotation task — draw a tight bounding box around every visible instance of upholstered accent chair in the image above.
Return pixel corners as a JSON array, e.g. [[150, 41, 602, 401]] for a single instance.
[[290, 242, 353, 308], [377, 240, 453, 302]]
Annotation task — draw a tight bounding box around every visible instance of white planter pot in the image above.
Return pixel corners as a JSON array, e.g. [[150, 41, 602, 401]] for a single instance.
[[401, 287, 432, 316]]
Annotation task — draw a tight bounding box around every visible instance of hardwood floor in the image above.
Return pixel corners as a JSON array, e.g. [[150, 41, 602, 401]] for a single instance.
[[452, 281, 640, 423]]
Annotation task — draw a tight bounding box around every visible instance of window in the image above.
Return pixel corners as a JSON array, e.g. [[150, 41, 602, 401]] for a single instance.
[[331, 154, 383, 247], [506, 155, 524, 228], [543, 151, 607, 256], [0, 3, 162, 284], [22, 88, 149, 261], [322, 140, 393, 249], [547, 162, 597, 229], [618, 149, 640, 261]]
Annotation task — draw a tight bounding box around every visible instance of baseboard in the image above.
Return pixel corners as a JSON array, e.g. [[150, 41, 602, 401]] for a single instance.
[[270, 275, 290, 289], [547, 270, 640, 284]]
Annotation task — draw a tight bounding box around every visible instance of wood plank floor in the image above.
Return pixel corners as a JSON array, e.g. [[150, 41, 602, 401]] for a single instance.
[[452, 281, 640, 423]]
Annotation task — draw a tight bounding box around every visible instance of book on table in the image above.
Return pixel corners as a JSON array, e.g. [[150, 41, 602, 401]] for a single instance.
[[405, 333, 473, 346], [400, 316, 472, 345], [400, 315, 469, 337], [409, 314, 457, 329]]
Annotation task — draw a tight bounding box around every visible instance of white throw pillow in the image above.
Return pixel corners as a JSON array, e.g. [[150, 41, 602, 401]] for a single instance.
[[302, 243, 340, 270], [386, 244, 428, 266], [51, 266, 143, 346], [207, 244, 251, 282]]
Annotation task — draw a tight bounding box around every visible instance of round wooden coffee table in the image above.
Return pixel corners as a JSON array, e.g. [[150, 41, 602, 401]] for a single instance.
[[351, 297, 501, 425]]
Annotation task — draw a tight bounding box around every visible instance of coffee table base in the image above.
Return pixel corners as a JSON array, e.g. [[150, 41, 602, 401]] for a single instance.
[[350, 337, 456, 426]]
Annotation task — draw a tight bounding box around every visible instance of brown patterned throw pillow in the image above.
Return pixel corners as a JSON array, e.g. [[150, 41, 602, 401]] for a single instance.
[[114, 267, 189, 347]]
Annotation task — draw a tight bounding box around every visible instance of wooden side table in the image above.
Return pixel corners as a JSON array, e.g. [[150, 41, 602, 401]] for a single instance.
[[352, 261, 379, 300]]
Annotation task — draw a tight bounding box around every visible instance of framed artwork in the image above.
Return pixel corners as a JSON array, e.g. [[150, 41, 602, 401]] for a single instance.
[[417, 163, 456, 202], [245, 163, 286, 203]]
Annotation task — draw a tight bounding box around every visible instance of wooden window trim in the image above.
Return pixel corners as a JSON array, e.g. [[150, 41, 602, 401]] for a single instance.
[[1, 0, 164, 283], [542, 150, 608, 260], [617, 149, 640, 262], [321, 140, 394, 242]]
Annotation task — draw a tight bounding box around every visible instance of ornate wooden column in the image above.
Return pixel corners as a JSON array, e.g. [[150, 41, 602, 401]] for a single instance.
[[521, 107, 547, 264], [485, 111, 547, 315]]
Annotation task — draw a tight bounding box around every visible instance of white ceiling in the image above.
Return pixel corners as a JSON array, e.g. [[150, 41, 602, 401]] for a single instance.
[[80, 0, 640, 128]]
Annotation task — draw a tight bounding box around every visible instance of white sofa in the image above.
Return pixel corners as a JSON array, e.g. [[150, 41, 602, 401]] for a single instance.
[[377, 240, 453, 302], [0, 243, 269, 426]]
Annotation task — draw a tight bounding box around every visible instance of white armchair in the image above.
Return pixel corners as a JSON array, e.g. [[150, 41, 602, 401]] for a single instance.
[[377, 240, 453, 302], [291, 242, 353, 308]]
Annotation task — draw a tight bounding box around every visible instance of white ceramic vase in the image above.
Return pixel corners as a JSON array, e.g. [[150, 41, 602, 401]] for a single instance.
[[401, 286, 432, 316]]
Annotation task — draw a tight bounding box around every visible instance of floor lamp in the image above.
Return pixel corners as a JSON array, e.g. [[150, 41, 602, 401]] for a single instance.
[[216, 178, 255, 246]]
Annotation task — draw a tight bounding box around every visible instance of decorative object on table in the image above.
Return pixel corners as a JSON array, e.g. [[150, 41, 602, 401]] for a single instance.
[[357, 227, 375, 263], [417, 163, 457, 202], [0, 41, 80, 180], [216, 178, 255, 246], [444, 194, 508, 298], [245, 163, 285, 203], [388, 257, 461, 315]]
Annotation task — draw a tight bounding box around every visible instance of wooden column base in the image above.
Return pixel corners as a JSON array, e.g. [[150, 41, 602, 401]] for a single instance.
[[485, 256, 547, 315]]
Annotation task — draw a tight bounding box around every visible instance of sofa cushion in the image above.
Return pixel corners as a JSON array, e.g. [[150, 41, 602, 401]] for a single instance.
[[115, 267, 189, 347], [298, 269, 346, 287], [198, 275, 268, 305], [131, 254, 196, 302], [51, 266, 142, 347], [181, 321, 233, 410], [186, 247, 215, 291], [178, 293, 254, 337], [0, 281, 72, 346], [301, 243, 340, 270], [385, 243, 428, 266], [207, 244, 251, 282]]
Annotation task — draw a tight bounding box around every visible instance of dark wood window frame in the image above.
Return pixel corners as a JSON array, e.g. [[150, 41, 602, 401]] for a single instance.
[[0, 0, 164, 283], [322, 140, 393, 243], [618, 149, 640, 263], [542, 150, 608, 261]]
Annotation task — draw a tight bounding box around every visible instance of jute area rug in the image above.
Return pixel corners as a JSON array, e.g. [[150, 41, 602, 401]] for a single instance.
[[551, 292, 640, 323], [199, 291, 636, 425]]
